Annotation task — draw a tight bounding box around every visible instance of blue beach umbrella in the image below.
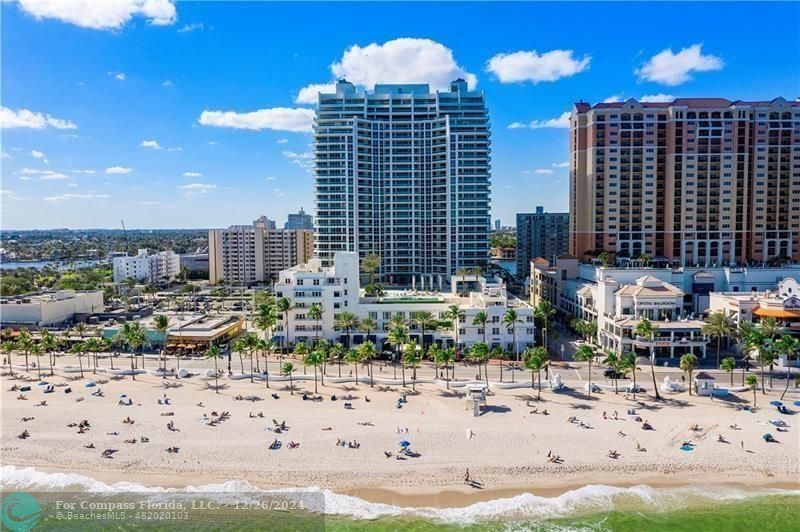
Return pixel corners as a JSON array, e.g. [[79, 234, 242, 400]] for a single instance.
[[769, 400, 783, 406], [399, 441, 411, 447], [793, 401, 800, 407]]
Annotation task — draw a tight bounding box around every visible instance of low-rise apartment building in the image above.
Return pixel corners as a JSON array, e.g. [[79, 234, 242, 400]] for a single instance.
[[273, 252, 534, 354], [112, 249, 181, 284]]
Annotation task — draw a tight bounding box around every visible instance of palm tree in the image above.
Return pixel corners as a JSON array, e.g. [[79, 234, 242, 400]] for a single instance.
[[524, 347, 547, 400], [244, 333, 259, 383], [259, 338, 276, 388], [334, 311, 360, 350], [357, 341, 377, 387], [358, 317, 377, 346], [308, 304, 323, 346], [703, 312, 734, 370], [402, 341, 422, 391], [304, 350, 324, 392], [281, 362, 296, 394], [759, 318, 783, 389], [16, 328, 34, 372], [344, 348, 361, 384], [153, 314, 170, 378], [387, 325, 408, 381], [445, 304, 465, 356], [275, 297, 292, 352], [1, 340, 16, 376], [120, 322, 145, 380], [720, 356, 736, 386], [776, 335, 799, 400], [40, 330, 58, 376], [232, 337, 247, 375], [293, 341, 308, 375], [84, 337, 104, 375], [621, 352, 640, 400], [490, 345, 504, 382], [205, 345, 221, 392], [680, 353, 698, 395], [634, 318, 661, 400], [602, 350, 621, 393], [534, 300, 556, 352], [254, 303, 277, 345], [469, 342, 489, 384], [745, 374, 758, 407], [410, 311, 439, 352], [472, 311, 488, 344], [436, 347, 455, 389], [329, 342, 345, 377], [361, 253, 381, 285], [69, 342, 86, 378], [503, 309, 521, 379], [31, 344, 43, 380], [573, 344, 595, 396]]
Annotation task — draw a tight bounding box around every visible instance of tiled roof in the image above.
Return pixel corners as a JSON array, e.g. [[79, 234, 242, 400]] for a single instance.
[[573, 96, 799, 113]]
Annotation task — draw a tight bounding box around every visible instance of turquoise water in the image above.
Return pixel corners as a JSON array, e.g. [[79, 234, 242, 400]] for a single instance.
[[2, 467, 797, 532], [28, 494, 797, 531]]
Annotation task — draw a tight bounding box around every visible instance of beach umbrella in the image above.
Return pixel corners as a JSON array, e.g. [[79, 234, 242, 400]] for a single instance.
[[793, 401, 800, 407], [119, 393, 127, 398], [399, 440, 411, 447], [769, 400, 783, 406]]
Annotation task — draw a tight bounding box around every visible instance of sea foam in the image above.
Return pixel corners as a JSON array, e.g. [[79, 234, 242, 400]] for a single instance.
[[0, 465, 795, 524]]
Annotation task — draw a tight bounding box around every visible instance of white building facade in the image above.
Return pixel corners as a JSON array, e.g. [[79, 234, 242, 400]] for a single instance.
[[0, 290, 104, 326], [112, 249, 181, 284], [273, 252, 534, 354]]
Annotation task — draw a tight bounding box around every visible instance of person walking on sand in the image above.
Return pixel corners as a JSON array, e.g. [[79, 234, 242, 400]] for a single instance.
[[464, 468, 470, 484]]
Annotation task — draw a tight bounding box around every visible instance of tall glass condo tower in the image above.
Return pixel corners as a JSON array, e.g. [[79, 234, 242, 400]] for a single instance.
[[313, 79, 491, 288]]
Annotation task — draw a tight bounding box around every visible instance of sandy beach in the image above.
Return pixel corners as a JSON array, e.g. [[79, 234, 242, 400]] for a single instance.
[[2, 358, 798, 506]]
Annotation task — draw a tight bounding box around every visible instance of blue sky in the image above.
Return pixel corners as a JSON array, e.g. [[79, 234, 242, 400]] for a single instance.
[[2, 1, 798, 230]]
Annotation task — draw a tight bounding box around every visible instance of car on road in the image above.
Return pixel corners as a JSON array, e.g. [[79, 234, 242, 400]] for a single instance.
[[603, 367, 627, 379]]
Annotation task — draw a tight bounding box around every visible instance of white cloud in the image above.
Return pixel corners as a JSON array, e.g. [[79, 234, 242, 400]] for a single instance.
[[2, 151, 12, 159], [141, 201, 161, 206], [71, 169, 96, 174], [552, 161, 569, 168], [182, 171, 202, 177], [43, 193, 110, 204], [161, 80, 174, 87], [330, 38, 477, 90], [17, 0, 177, 30], [106, 166, 132, 174], [1, 189, 24, 201], [640, 93, 676, 103], [206, 141, 218, 146], [1, 107, 77, 130], [179, 183, 216, 196], [265, 176, 278, 181], [528, 111, 571, 129], [31, 150, 46, 159], [282, 150, 313, 170], [273, 188, 285, 197], [636, 44, 723, 86], [507, 122, 527, 129], [166, 146, 182, 152], [140, 139, 162, 150], [533, 169, 554, 175], [114, 72, 127, 81], [276, 138, 288, 144], [198, 107, 314, 133], [39, 172, 69, 180], [295, 83, 337, 105], [487, 49, 590, 84], [18, 176, 32, 181], [603, 95, 623, 103], [177, 22, 203, 33], [67, 183, 79, 188]]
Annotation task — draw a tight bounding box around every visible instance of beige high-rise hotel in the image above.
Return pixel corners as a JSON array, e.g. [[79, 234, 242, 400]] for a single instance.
[[208, 217, 314, 286], [569, 97, 799, 266]]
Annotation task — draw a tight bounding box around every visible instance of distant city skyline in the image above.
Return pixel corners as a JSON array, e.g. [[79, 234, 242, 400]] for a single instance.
[[1, 1, 798, 229]]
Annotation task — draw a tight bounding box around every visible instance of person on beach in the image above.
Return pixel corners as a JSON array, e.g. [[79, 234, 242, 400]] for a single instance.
[[464, 468, 470, 484]]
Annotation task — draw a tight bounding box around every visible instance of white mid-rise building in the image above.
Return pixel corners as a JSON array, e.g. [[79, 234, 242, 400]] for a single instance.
[[0, 290, 104, 326], [273, 252, 534, 354], [112, 249, 181, 284]]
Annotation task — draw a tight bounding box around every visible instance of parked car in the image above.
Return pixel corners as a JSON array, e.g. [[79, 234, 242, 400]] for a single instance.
[[603, 367, 627, 379]]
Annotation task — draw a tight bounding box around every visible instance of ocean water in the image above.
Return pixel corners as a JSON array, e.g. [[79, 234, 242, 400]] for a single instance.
[[1, 466, 797, 531]]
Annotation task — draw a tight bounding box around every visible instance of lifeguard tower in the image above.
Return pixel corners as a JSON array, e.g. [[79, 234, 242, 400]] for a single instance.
[[465, 384, 487, 416]]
